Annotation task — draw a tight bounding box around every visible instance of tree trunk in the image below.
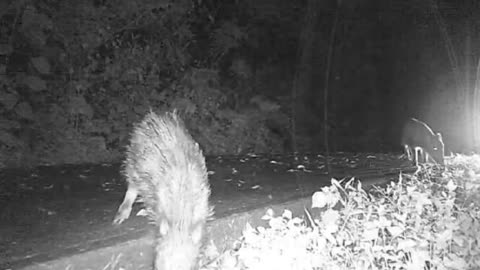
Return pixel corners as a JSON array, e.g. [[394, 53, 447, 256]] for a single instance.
[[291, 0, 320, 152]]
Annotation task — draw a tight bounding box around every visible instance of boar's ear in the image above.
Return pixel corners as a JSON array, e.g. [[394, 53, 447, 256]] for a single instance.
[[436, 132, 443, 141]]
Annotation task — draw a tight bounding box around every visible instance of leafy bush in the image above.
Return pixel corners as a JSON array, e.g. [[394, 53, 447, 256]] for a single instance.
[[0, 0, 298, 168], [157, 69, 289, 155], [205, 155, 480, 270]]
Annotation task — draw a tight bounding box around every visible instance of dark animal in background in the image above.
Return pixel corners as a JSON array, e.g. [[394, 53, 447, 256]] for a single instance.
[[113, 110, 213, 270], [401, 117, 444, 166]]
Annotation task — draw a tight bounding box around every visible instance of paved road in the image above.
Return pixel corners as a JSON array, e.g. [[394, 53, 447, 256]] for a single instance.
[[0, 153, 411, 269]]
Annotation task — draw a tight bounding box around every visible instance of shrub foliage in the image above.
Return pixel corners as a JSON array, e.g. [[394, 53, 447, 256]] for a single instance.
[[207, 156, 480, 270], [0, 0, 301, 168]]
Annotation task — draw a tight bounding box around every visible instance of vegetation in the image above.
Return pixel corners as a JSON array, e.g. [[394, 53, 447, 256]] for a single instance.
[[0, 0, 301, 168], [0, 0, 476, 168], [201, 155, 480, 269]]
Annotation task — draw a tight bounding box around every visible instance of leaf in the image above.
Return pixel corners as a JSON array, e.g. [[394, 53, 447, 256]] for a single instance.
[[67, 95, 94, 118], [312, 184, 341, 209], [218, 250, 238, 270], [0, 1, 8, 18], [312, 191, 329, 208], [0, 93, 19, 110], [452, 235, 464, 247], [363, 228, 378, 241], [269, 216, 285, 230], [24, 75, 47, 92], [243, 222, 254, 234], [250, 95, 280, 112], [443, 253, 467, 269], [31, 56, 51, 75], [0, 44, 13, 55], [21, 8, 50, 47], [446, 180, 457, 192], [377, 216, 392, 227], [15, 102, 34, 120], [210, 21, 244, 58], [414, 192, 432, 213], [397, 239, 417, 250], [0, 130, 22, 147], [321, 209, 340, 234], [22, 6, 52, 30], [282, 210, 292, 220], [387, 226, 404, 237], [407, 250, 430, 270], [262, 208, 275, 220], [436, 230, 452, 249], [0, 119, 20, 130]]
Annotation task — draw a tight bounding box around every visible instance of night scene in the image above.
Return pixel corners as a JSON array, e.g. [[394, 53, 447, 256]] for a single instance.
[[1, 0, 480, 269]]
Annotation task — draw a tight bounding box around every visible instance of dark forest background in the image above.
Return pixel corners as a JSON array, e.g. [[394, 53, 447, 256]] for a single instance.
[[0, 0, 479, 169]]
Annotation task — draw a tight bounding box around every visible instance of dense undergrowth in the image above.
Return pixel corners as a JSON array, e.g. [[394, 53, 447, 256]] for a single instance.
[[0, 0, 413, 169], [200, 154, 480, 270], [0, 0, 300, 169]]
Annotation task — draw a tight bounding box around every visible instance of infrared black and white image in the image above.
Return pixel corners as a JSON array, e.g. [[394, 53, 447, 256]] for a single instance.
[[1, 0, 479, 269]]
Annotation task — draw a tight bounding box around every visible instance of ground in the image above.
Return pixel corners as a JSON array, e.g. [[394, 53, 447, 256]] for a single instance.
[[0, 152, 411, 269]]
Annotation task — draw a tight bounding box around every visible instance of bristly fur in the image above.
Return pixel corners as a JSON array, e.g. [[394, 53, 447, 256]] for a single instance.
[[115, 110, 213, 270]]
